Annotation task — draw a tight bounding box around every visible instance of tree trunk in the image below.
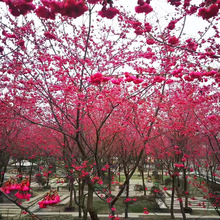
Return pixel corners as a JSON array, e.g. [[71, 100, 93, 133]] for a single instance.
[[183, 168, 188, 208], [125, 179, 130, 218], [147, 157, 151, 177], [87, 183, 99, 220], [28, 162, 34, 192], [140, 168, 146, 196], [170, 176, 175, 219], [78, 178, 82, 218], [18, 160, 22, 181], [118, 164, 121, 183], [0, 166, 7, 187], [161, 164, 164, 184], [198, 166, 201, 184], [206, 170, 209, 184], [177, 195, 186, 220], [68, 177, 74, 209], [176, 176, 186, 220], [108, 165, 112, 192], [0, 156, 9, 204], [210, 166, 214, 183]]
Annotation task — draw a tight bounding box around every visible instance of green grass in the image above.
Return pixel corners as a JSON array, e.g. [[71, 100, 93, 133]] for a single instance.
[[114, 173, 148, 182], [93, 196, 160, 214]]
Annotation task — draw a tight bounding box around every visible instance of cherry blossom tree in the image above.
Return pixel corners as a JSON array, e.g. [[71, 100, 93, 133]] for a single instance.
[[0, 0, 220, 219]]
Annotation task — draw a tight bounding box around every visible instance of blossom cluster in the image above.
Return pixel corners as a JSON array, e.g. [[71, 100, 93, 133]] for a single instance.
[[38, 189, 61, 208], [199, 3, 220, 20], [0, 177, 31, 201], [88, 72, 111, 85], [35, 0, 88, 19], [88, 72, 144, 86], [124, 198, 137, 203], [135, 1, 153, 14], [98, 6, 119, 19], [3, 0, 35, 17]]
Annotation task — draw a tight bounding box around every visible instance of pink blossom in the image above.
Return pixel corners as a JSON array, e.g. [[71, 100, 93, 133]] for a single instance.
[[168, 36, 179, 45], [6, 0, 36, 17], [153, 76, 166, 83], [166, 79, 174, 84], [2, 30, 16, 38], [88, 72, 110, 85], [167, 20, 177, 30], [107, 198, 112, 203], [62, 0, 88, 18], [144, 23, 152, 32], [98, 7, 119, 19], [199, 4, 219, 20], [35, 6, 55, 19], [124, 198, 131, 202], [134, 78, 143, 84], [189, 6, 197, 14], [174, 163, 185, 168], [143, 208, 149, 214], [87, 0, 100, 4], [21, 185, 29, 191], [44, 32, 57, 40], [111, 78, 122, 85], [186, 38, 198, 50], [146, 39, 155, 45], [207, 115, 216, 120], [135, 3, 153, 14], [168, 0, 181, 7]]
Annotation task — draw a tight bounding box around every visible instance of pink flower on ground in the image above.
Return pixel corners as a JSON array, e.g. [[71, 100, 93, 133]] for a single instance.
[[143, 208, 149, 214]]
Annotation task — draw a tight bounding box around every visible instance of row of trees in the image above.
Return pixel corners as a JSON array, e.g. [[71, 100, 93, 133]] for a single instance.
[[0, 0, 220, 219]]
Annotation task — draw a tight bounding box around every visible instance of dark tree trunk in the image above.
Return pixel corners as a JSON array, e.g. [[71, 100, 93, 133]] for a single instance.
[[118, 164, 121, 183], [198, 166, 201, 184], [68, 177, 74, 209], [183, 168, 188, 208], [28, 162, 34, 192], [125, 179, 130, 218], [170, 176, 175, 219], [108, 165, 112, 192], [78, 178, 82, 218], [161, 164, 164, 184], [140, 167, 146, 196], [176, 176, 186, 220], [87, 183, 99, 220], [147, 157, 151, 177]]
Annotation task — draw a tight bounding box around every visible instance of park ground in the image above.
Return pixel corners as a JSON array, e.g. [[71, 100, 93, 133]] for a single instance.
[[1, 171, 220, 220]]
